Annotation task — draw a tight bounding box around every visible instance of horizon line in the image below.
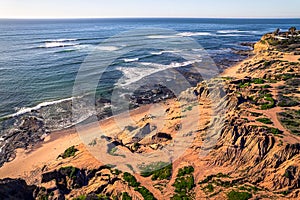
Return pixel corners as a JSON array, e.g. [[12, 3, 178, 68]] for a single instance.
[[1, 17, 300, 20]]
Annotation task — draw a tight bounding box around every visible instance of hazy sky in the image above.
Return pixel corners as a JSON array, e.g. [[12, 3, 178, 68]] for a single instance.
[[1, 0, 300, 19]]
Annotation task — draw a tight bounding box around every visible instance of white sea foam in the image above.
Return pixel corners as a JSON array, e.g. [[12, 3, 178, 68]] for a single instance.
[[146, 35, 180, 39], [116, 59, 202, 86], [10, 97, 73, 118], [150, 52, 163, 55], [42, 38, 81, 48], [44, 42, 76, 48], [176, 32, 212, 37], [217, 34, 250, 37], [95, 46, 120, 51], [150, 50, 181, 55], [147, 32, 212, 39], [217, 30, 263, 35], [123, 58, 139, 63], [217, 30, 242, 34]]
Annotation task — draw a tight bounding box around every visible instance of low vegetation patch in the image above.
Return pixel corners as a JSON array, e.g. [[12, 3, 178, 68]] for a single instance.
[[252, 78, 265, 84], [73, 195, 86, 200], [140, 162, 172, 180], [238, 82, 251, 88], [171, 166, 195, 200], [122, 192, 132, 200], [108, 147, 126, 158], [199, 173, 230, 185], [275, 73, 296, 81], [262, 126, 283, 135], [59, 166, 79, 178], [203, 183, 214, 193], [256, 118, 273, 124], [177, 166, 194, 177], [250, 112, 263, 117], [227, 190, 252, 200], [134, 186, 156, 200], [59, 146, 78, 159], [238, 185, 259, 193], [123, 172, 156, 200], [262, 84, 272, 89], [278, 95, 299, 107], [278, 110, 300, 135], [123, 172, 140, 187], [260, 95, 276, 110]]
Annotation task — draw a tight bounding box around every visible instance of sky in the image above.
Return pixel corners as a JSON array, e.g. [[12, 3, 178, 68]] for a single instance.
[[0, 0, 300, 19]]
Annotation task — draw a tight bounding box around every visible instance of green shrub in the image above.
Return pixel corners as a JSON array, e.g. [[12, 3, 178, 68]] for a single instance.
[[250, 112, 263, 117], [227, 190, 252, 200], [73, 195, 86, 200], [126, 164, 134, 171], [278, 110, 300, 136], [260, 96, 275, 110], [183, 105, 193, 112], [93, 194, 110, 200], [256, 118, 273, 124], [173, 175, 195, 193], [252, 78, 265, 84], [122, 192, 132, 200], [177, 166, 194, 177], [123, 172, 140, 187], [171, 166, 195, 200], [61, 146, 78, 159], [60, 166, 79, 178], [278, 96, 299, 107], [216, 173, 230, 178], [264, 61, 272, 67], [123, 173, 156, 200], [204, 183, 214, 192], [108, 147, 126, 158], [151, 164, 172, 180], [269, 127, 283, 135], [140, 162, 172, 180], [238, 185, 259, 192], [199, 175, 213, 184], [216, 180, 233, 188], [134, 186, 156, 200], [239, 82, 251, 88], [238, 186, 248, 191], [262, 84, 272, 89], [281, 190, 290, 195]]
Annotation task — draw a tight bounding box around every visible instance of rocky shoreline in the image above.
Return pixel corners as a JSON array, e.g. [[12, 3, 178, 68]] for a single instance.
[[3, 29, 299, 199], [0, 47, 252, 169]]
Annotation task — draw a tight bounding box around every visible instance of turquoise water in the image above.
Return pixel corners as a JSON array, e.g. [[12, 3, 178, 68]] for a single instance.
[[0, 18, 299, 118]]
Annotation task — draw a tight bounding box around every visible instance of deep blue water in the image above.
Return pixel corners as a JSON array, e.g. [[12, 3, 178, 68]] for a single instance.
[[0, 18, 299, 118]]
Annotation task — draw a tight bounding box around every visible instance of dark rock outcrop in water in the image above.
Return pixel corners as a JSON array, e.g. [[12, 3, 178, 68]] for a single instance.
[[0, 116, 47, 167]]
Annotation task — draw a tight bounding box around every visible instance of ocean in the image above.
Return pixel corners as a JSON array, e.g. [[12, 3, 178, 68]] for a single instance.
[[0, 18, 299, 119]]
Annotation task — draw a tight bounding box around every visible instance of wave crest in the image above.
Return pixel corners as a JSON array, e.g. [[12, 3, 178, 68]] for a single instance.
[[10, 97, 73, 118]]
